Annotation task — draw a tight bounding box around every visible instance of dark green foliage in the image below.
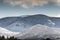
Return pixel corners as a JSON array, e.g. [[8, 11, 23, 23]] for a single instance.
[[45, 38, 51, 40], [0, 36, 20, 40], [0, 36, 5, 40]]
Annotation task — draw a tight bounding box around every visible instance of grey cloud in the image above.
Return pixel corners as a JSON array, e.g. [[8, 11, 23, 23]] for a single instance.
[[3, 0, 60, 8]]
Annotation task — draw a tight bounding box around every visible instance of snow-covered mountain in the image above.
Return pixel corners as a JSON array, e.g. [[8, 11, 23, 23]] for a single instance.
[[0, 24, 60, 39], [0, 14, 60, 32], [16, 24, 60, 39], [0, 14, 60, 39], [0, 27, 20, 37]]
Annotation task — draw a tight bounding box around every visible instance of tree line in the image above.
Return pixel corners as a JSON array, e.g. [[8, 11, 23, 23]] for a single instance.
[[0, 36, 52, 40], [0, 36, 20, 40]]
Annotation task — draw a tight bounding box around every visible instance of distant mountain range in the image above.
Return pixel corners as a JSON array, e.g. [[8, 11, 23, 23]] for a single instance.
[[0, 14, 60, 32]]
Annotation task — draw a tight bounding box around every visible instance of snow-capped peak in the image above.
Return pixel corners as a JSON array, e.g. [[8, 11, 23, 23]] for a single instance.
[[16, 24, 60, 39]]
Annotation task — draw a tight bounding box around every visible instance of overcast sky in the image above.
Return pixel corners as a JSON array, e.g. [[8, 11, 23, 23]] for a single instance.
[[0, 0, 60, 18]]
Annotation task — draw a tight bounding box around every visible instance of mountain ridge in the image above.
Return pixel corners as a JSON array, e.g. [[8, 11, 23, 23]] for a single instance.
[[0, 14, 60, 32]]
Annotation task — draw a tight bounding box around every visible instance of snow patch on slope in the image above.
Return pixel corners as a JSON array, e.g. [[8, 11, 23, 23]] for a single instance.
[[0, 27, 20, 37], [48, 19, 55, 26]]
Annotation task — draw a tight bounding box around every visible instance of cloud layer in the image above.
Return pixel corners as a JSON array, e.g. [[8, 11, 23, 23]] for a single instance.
[[50, 0, 60, 6], [3, 0, 60, 8]]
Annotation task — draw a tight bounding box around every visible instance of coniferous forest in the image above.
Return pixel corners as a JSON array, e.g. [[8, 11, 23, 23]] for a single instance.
[[0, 36, 20, 40], [0, 36, 53, 40]]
